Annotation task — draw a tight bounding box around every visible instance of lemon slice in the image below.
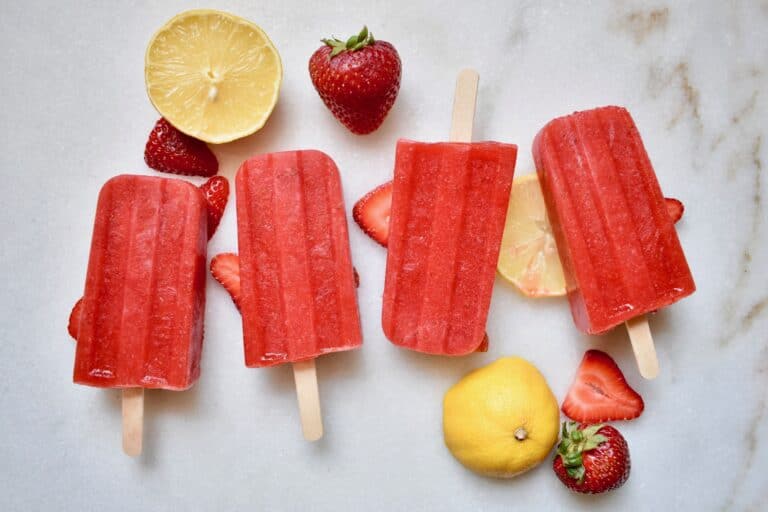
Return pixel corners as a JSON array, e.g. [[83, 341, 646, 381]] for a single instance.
[[497, 173, 566, 297], [145, 10, 282, 144]]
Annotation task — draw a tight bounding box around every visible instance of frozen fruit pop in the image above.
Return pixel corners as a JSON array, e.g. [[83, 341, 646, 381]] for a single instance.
[[73, 174, 207, 455], [236, 150, 361, 440], [533, 106, 695, 334], [235, 150, 362, 367], [534, 106, 695, 379], [382, 139, 517, 355], [74, 175, 207, 389]]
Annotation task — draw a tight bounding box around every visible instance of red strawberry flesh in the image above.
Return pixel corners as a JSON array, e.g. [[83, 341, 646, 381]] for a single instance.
[[145, 118, 218, 177], [353, 181, 392, 246], [665, 197, 684, 223], [68, 298, 84, 341], [210, 253, 241, 310], [200, 176, 229, 240], [561, 350, 644, 423]]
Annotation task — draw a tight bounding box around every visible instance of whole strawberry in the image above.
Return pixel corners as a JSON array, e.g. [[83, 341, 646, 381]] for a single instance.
[[309, 26, 401, 134], [145, 118, 218, 177], [553, 422, 630, 494]]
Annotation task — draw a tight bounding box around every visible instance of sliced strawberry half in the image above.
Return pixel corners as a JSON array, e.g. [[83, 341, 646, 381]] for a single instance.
[[144, 118, 218, 177], [561, 350, 644, 423], [475, 333, 489, 353], [210, 253, 241, 310], [353, 181, 392, 247], [200, 176, 229, 240], [68, 297, 84, 341], [664, 197, 684, 223]]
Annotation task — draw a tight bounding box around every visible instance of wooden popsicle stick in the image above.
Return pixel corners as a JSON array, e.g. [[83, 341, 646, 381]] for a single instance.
[[122, 388, 144, 456], [625, 315, 659, 380], [449, 69, 479, 142], [293, 359, 323, 441]]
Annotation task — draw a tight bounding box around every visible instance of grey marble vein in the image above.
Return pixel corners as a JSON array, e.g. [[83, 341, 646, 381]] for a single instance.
[[721, 135, 765, 346]]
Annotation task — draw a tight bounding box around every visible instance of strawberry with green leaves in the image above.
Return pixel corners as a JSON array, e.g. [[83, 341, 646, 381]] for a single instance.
[[309, 26, 401, 134], [553, 421, 631, 494]]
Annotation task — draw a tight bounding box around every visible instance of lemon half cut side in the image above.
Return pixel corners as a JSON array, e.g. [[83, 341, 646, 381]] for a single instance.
[[145, 9, 282, 144]]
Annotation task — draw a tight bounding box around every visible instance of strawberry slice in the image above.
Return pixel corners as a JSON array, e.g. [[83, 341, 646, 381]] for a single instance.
[[68, 297, 83, 341], [144, 118, 218, 177], [353, 181, 392, 247], [664, 197, 684, 223], [475, 333, 489, 353], [561, 350, 644, 423], [200, 176, 229, 240], [210, 253, 241, 310]]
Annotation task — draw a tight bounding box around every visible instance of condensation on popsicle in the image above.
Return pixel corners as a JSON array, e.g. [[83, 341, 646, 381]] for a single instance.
[[235, 150, 362, 367], [533, 106, 695, 335], [382, 139, 518, 355], [74, 174, 208, 390]]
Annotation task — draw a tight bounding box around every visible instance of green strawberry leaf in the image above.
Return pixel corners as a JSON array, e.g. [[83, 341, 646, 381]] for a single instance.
[[583, 434, 608, 452], [581, 424, 605, 438]]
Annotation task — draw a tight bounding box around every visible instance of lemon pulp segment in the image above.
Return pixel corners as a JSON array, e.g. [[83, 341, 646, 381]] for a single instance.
[[497, 173, 566, 297]]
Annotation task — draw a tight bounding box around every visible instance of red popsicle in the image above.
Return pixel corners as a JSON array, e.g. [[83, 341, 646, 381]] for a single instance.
[[236, 150, 361, 440], [533, 106, 695, 377], [382, 140, 517, 355], [74, 174, 208, 454]]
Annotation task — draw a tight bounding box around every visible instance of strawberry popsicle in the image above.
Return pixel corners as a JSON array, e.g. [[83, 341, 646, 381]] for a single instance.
[[235, 150, 362, 367], [533, 106, 695, 335], [382, 139, 518, 355], [74, 174, 208, 390]]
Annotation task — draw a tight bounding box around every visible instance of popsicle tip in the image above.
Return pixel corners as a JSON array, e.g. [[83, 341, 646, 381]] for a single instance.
[[121, 388, 144, 457], [638, 360, 660, 380], [625, 316, 660, 380], [303, 426, 324, 442], [293, 360, 324, 442]]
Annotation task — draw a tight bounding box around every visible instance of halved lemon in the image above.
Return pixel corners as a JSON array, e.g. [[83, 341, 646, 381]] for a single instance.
[[497, 173, 566, 297], [145, 9, 282, 144]]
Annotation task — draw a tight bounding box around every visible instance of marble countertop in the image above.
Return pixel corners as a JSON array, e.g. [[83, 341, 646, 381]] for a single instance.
[[1, 0, 766, 510]]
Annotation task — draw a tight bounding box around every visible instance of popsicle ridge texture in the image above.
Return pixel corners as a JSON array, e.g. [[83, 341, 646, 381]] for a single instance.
[[236, 150, 362, 367], [382, 139, 518, 355], [74, 175, 208, 390], [533, 106, 695, 334]]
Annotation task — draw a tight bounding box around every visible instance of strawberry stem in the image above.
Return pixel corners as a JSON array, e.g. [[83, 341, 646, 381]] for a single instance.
[[322, 26, 375, 58], [557, 421, 608, 484]]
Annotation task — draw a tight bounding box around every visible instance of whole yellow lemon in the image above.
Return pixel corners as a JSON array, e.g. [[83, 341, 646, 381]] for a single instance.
[[443, 357, 560, 478]]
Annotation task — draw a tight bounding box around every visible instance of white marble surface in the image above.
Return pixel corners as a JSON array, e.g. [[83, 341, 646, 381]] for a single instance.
[[1, 0, 766, 510]]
